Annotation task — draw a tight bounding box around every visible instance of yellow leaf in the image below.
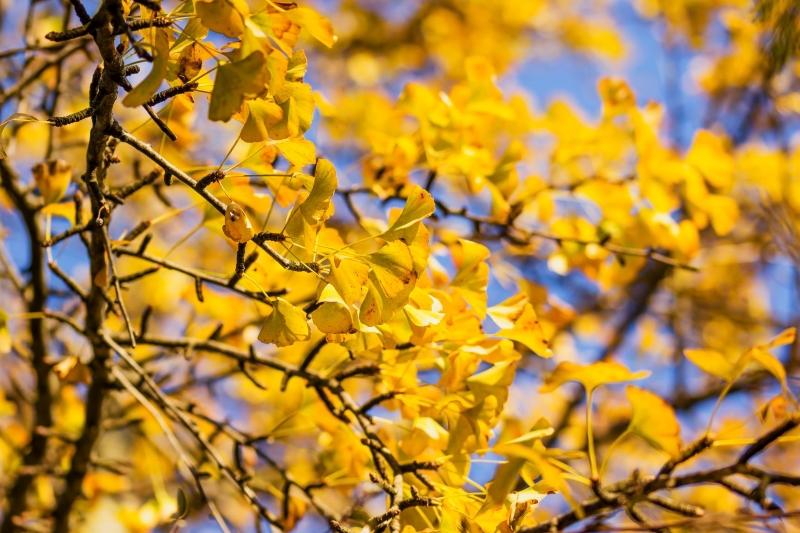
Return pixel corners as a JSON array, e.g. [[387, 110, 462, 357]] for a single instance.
[[41, 202, 75, 226], [493, 442, 577, 509], [271, 82, 315, 138], [683, 348, 736, 382], [706, 194, 739, 236], [122, 30, 169, 107], [625, 386, 681, 457], [241, 99, 283, 142], [222, 202, 254, 243], [540, 361, 650, 393], [686, 328, 796, 389], [258, 298, 310, 347], [311, 285, 354, 334], [490, 294, 552, 358], [403, 291, 444, 327], [286, 7, 336, 48], [299, 158, 337, 223], [275, 138, 316, 167], [500, 427, 555, 446], [209, 52, 268, 122], [196, 0, 249, 38], [766, 327, 796, 349], [53, 356, 91, 384], [326, 256, 368, 306], [450, 239, 490, 317], [749, 348, 788, 391], [311, 302, 353, 334], [360, 241, 418, 326], [0, 113, 38, 159], [382, 185, 435, 241], [177, 42, 203, 82], [467, 360, 517, 401], [32, 159, 72, 204], [687, 130, 734, 189]]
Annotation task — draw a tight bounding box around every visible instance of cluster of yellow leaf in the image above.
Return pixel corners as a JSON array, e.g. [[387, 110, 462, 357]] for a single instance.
[[122, 0, 333, 158], [321, 64, 748, 288]]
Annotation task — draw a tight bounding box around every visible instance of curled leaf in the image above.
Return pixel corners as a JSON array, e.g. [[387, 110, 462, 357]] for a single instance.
[[222, 202, 254, 243]]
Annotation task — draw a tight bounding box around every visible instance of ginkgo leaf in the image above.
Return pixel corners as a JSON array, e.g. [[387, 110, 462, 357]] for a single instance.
[[286, 50, 308, 81], [450, 239, 490, 318], [275, 138, 316, 167], [683, 348, 735, 382], [501, 427, 555, 446], [123, 30, 169, 107], [493, 441, 577, 509], [466, 360, 517, 401], [749, 348, 788, 391], [209, 52, 268, 122], [625, 386, 681, 457], [222, 202, 254, 243], [490, 294, 552, 357], [241, 99, 283, 142], [684, 328, 795, 388], [32, 159, 72, 204], [326, 256, 369, 306], [285, 7, 337, 48], [743, 327, 795, 391], [0, 113, 38, 159], [311, 302, 353, 334], [299, 158, 337, 223], [540, 361, 650, 393], [177, 42, 203, 82], [270, 82, 315, 139], [360, 241, 418, 326], [382, 185, 435, 241], [196, 0, 249, 38], [53, 355, 91, 384], [258, 298, 310, 347], [41, 202, 76, 226], [767, 327, 797, 348], [403, 291, 444, 327], [311, 284, 354, 334]]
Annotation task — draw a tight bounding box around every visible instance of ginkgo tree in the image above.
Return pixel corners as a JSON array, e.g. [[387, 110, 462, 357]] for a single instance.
[[1, 0, 800, 531]]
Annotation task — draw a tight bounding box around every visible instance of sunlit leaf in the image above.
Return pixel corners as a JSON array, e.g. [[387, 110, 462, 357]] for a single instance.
[[123, 30, 169, 107], [541, 361, 650, 393], [625, 386, 681, 457], [196, 0, 249, 38], [209, 52, 268, 122], [258, 298, 310, 347]]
